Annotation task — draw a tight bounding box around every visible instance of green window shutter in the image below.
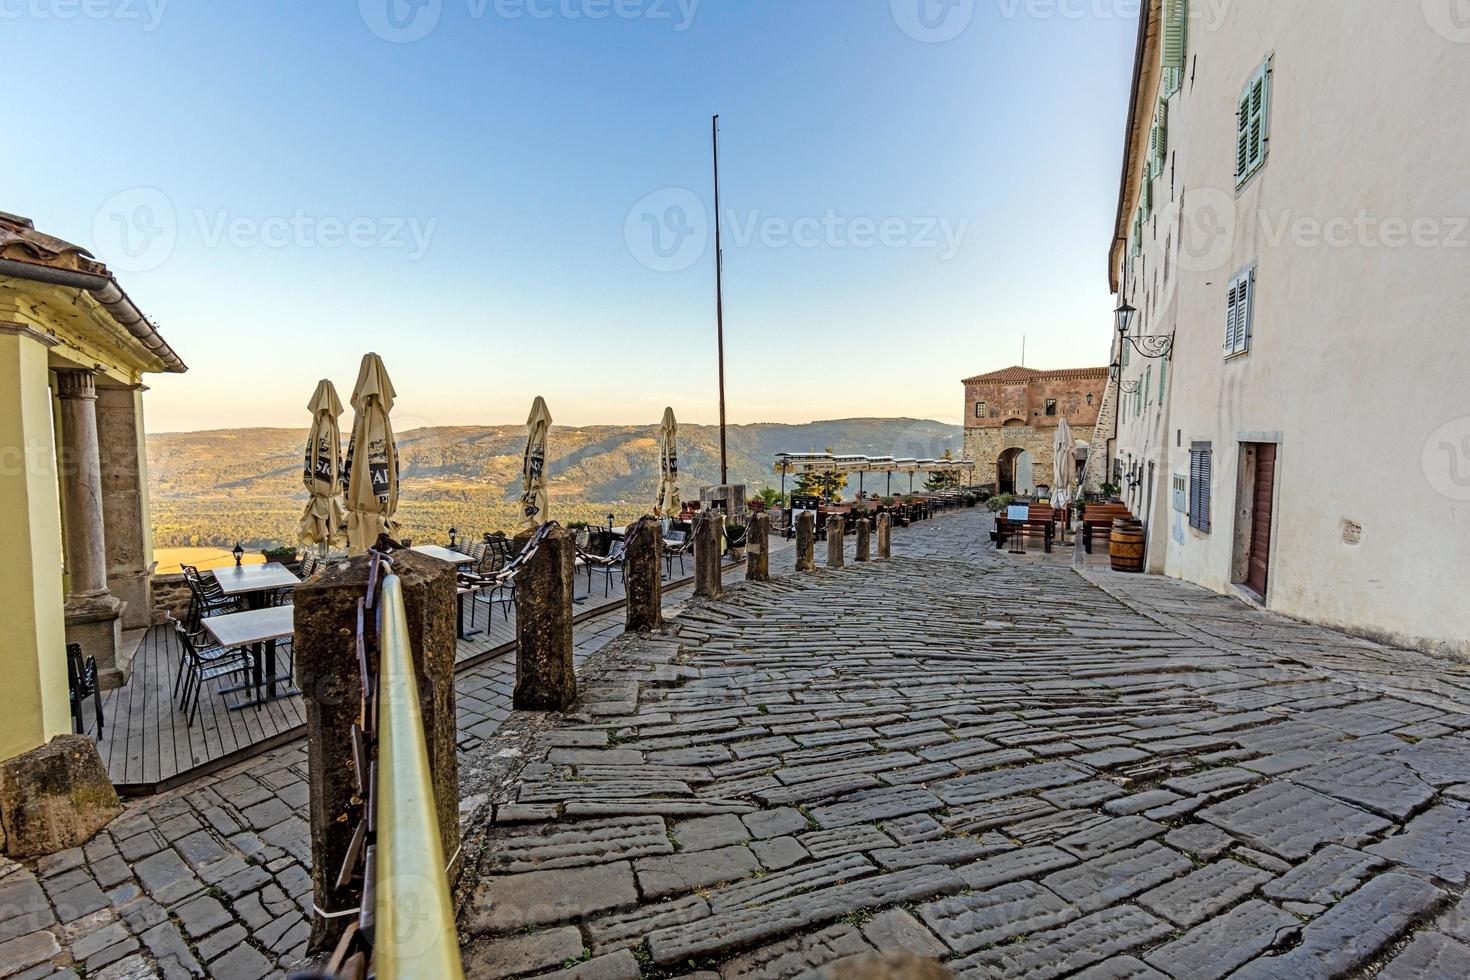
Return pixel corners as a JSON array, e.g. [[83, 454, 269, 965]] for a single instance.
[[1152, 98, 1169, 177], [1142, 177, 1153, 218], [1159, 359, 1168, 401], [1162, 0, 1188, 70]]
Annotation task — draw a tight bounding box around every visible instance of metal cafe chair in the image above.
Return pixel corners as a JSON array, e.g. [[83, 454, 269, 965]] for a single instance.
[[66, 642, 103, 738], [167, 613, 256, 725]]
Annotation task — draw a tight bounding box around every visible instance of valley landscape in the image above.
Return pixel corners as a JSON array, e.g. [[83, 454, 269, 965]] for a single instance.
[[147, 417, 962, 550]]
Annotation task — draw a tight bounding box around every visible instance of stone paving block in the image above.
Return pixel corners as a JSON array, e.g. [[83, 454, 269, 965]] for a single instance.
[[1231, 872, 1446, 979], [741, 808, 808, 840], [753, 775, 881, 806], [859, 909, 947, 959], [1161, 766, 1260, 796], [750, 837, 807, 871], [1144, 899, 1297, 979], [1161, 823, 1233, 860], [1368, 805, 1470, 884], [0, 874, 55, 942], [672, 815, 749, 853], [131, 850, 203, 906], [808, 787, 941, 829], [0, 930, 62, 975], [798, 826, 896, 860], [526, 948, 642, 980], [919, 880, 1078, 953], [950, 905, 1172, 979], [470, 862, 640, 933], [1103, 790, 1181, 816], [943, 797, 1056, 834], [1071, 956, 1168, 979], [646, 864, 966, 964], [207, 942, 273, 980], [932, 761, 1091, 806], [1261, 844, 1388, 904], [637, 845, 761, 899], [463, 925, 585, 980], [1394, 738, 1470, 786], [707, 854, 875, 913], [716, 922, 872, 980], [1378, 932, 1470, 980], [1042, 842, 1193, 914], [958, 846, 1078, 891], [1137, 858, 1272, 927], [880, 813, 946, 844], [871, 835, 1012, 871], [1291, 755, 1436, 821], [1006, 809, 1108, 846], [1054, 816, 1166, 859], [1199, 781, 1392, 861], [586, 894, 710, 953]]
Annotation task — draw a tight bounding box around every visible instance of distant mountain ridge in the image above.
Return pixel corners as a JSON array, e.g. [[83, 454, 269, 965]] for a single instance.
[[146, 418, 963, 547]]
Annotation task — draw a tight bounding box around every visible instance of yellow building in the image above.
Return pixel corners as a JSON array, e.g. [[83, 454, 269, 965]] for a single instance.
[[0, 212, 185, 763]]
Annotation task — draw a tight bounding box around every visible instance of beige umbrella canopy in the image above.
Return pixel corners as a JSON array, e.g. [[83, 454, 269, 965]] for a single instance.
[[298, 379, 346, 551], [1053, 417, 1077, 508], [520, 396, 552, 531], [655, 406, 680, 517], [344, 353, 401, 554]]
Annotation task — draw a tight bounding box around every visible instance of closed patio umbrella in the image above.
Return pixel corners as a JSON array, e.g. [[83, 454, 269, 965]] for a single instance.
[[520, 395, 552, 530], [1053, 417, 1076, 509], [298, 379, 346, 552], [343, 353, 400, 554], [655, 406, 680, 517]]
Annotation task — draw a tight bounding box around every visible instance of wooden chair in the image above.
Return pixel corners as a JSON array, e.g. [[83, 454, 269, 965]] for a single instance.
[[1082, 503, 1135, 553], [66, 643, 103, 738]]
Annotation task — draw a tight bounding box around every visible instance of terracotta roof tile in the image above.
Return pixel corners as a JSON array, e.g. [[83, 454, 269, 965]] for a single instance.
[[962, 365, 1108, 384]]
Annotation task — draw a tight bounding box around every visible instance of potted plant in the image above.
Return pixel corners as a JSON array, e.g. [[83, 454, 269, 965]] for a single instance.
[[261, 545, 298, 571], [725, 522, 747, 560]]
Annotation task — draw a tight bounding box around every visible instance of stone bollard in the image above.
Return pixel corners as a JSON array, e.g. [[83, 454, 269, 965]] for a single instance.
[[296, 550, 459, 951], [624, 517, 663, 633], [746, 512, 770, 581], [827, 515, 845, 568], [694, 514, 724, 600], [514, 524, 577, 711], [795, 512, 816, 572], [877, 512, 892, 559], [855, 518, 871, 562]]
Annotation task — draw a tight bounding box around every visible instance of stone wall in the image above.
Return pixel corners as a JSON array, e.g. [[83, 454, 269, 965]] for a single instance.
[[150, 573, 191, 625], [962, 368, 1108, 492]]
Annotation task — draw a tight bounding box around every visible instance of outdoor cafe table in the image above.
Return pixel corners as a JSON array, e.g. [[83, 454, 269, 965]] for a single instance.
[[410, 545, 481, 640], [212, 562, 301, 611], [203, 605, 297, 710]]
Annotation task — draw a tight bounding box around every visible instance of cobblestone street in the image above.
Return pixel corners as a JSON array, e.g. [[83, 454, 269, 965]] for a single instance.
[[5, 509, 1470, 978], [459, 510, 1470, 980]]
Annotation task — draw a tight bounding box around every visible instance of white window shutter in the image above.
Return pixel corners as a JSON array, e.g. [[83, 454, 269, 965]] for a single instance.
[[1236, 93, 1251, 184], [1241, 269, 1255, 350], [1225, 278, 1240, 352]]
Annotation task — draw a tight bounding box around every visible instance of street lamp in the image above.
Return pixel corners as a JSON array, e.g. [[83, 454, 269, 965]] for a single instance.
[[1113, 299, 1137, 338], [232, 542, 244, 567], [449, 527, 458, 550]]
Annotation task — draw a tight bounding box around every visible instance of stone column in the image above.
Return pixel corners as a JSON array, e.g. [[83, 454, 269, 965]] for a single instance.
[[0, 326, 69, 758], [877, 513, 892, 559], [826, 516, 845, 568], [746, 512, 770, 582], [56, 369, 125, 689], [855, 518, 871, 562], [795, 512, 816, 572], [694, 514, 724, 600], [513, 525, 577, 711], [623, 518, 662, 633], [295, 550, 459, 952], [96, 385, 153, 633]]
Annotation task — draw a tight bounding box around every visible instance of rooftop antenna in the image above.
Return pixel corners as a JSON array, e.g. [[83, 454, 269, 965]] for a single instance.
[[1021, 335, 1026, 367]]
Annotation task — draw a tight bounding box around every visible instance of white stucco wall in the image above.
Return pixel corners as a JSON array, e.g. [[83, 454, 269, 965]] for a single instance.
[[1116, 1, 1470, 655]]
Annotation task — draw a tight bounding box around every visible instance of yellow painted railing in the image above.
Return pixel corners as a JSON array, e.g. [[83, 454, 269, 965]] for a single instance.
[[373, 573, 464, 979]]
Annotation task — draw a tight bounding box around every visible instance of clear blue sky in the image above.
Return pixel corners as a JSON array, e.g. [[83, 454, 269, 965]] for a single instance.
[[10, 0, 1137, 433]]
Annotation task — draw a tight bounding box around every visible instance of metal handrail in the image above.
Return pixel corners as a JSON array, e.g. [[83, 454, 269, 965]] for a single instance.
[[373, 573, 464, 979]]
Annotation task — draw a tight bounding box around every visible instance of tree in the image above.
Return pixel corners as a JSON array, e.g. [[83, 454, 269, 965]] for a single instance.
[[925, 449, 960, 491], [793, 448, 847, 502]]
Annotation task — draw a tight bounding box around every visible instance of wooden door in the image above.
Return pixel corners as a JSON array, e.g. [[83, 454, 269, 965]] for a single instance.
[[1246, 444, 1276, 596]]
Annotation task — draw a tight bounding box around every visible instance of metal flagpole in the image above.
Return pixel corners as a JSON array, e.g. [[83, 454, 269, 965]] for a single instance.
[[713, 114, 728, 486]]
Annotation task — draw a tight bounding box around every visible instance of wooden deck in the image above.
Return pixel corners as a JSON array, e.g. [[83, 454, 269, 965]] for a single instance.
[[90, 554, 704, 794]]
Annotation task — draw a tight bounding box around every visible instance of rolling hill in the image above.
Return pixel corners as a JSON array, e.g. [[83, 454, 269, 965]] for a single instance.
[[147, 418, 963, 549]]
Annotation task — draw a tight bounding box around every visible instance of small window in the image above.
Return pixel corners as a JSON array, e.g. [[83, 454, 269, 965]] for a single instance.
[[1044, 399, 1057, 417], [1225, 267, 1256, 357], [1144, 367, 1152, 407], [974, 401, 987, 419], [1189, 442, 1213, 533], [1236, 58, 1273, 187]]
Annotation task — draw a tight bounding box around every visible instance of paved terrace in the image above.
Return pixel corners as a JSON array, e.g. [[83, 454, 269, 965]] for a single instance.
[[4, 509, 1470, 978]]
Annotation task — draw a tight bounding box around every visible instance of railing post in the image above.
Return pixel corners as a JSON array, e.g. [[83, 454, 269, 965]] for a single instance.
[[877, 512, 892, 559], [746, 511, 770, 581], [514, 524, 577, 711], [826, 515, 845, 568], [624, 517, 662, 633], [295, 551, 460, 953], [795, 512, 816, 572], [694, 514, 724, 599], [855, 517, 871, 562]]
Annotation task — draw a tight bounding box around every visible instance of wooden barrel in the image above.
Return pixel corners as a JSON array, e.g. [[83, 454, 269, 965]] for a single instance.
[[1109, 519, 1146, 573]]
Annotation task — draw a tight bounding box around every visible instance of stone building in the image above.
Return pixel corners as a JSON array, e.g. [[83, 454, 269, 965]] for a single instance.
[[1107, 0, 1469, 654], [0, 212, 185, 763], [962, 366, 1108, 495]]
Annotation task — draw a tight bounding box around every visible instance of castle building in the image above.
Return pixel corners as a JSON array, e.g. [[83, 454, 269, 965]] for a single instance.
[[961, 366, 1108, 495]]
